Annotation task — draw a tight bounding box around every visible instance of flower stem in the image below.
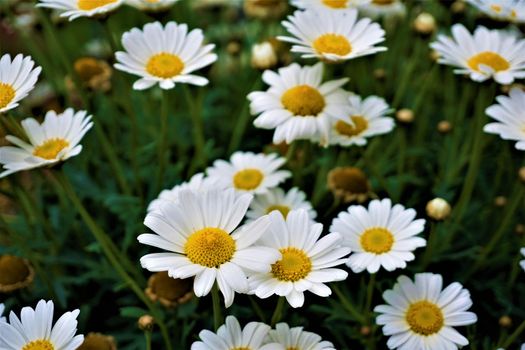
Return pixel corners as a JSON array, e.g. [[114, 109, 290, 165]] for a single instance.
[[270, 296, 285, 327], [211, 283, 223, 331], [183, 85, 206, 173], [500, 319, 525, 348], [332, 284, 366, 324], [144, 330, 152, 350], [156, 89, 170, 194]]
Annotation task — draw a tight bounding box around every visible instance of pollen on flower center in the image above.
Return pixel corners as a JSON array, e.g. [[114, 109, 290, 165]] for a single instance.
[[266, 205, 291, 219], [335, 115, 369, 137], [0, 82, 15, 109], [233, 168, 264, 190], [33, 138, 70, 160], [321, 0, 348, 8], [313, 34, 352, 56], [271, 247, 312, 282], [22, 339, 55, 350], [146, 52, 185, 79], [467, 51, 510, 73], [184, 227, 235, 268], [281, 85, 326, 116], [360, 227, 394, 254], [490, 4, 502, 13], [373, 0, 395, 5], [77, 0, 118, 11], [405, 301, 444, 336]]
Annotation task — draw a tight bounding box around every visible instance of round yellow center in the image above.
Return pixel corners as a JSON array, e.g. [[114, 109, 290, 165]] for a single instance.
[[467, 51, 510, 73], [78, 334, 114, 350], [33, 138, 70, 160], [490, 4, 502, 13], [146, 53, 184, 79], [184, 228, 235, 268], [335, 115, 369, 137], [321, 0, 348, 8], [312, 34, 352, 56], [22, 340, 55, 350], [360, 227, 394, 254], [266, 205, 290, 219], [0, 255, 30, 285], [74, 57, 105, 81], [77, 0, 117, 11], [150, 271, 192, 301], [329, 167, 369, 194], [232, 348, 251, 350], [0, 82, 15, 109], [281, 85, 326, 116], [405, 301, 444, 336], [233, 168, 264, 190], [373, 0, 395, 4], [271, 247, 312, 282]]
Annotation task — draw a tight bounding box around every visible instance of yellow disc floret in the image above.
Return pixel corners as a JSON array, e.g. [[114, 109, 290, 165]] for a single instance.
[[313, 34, 352, 56], [233, 168, 264, 190], [335, 115, 369, 137], [321, 0, 348, 8], [406, 300, 444, 336], [185, 228, 235, 268], [33, 138, 70, 160], [360, 227, 394, 254], [146, 52, 185, 79], [281, 85, 326, 116], [0, 82, 15, 109], [467, 51, 510, 73], [77, 0, 118, 11], [271, 247, 312, 282], [22, 340, 55, 350], [266, 205, 291, 219]]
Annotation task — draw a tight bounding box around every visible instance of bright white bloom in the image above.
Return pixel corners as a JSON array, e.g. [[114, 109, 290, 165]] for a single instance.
[[267, 323, 335, 350], [37, 0, 124, 21], [114, 21, 217, 90], [0, 54, 41, 114], [0, 108, 93, 178], [246, 187, 317, 223], [328, 94, 394, 147], [290, 0, 370, 10], [330, 198, 426, 273], [358, 0, 406, 20], [0, 303, 5, 323], [374, 273, 477, 350], [138, 188, 280, 307], [483, 88, 525, 151], [278, 9, 387, 63], [467, 0, 525, 23], [206, 152, 291, 194], [521, 247, 525, 271], [0, 300, 84, 350], [127, 0, 179, 11], [430, 24, 525, 84], [249, 210, 350, 308], [248, 63, 350, 145]]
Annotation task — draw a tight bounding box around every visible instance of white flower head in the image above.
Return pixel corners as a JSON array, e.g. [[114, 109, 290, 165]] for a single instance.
[[114, 21, 217, 90], [0, 108, 94, 178], [126, 0, 179, 11], [267, 323, 335, 350], [358, 0, 406, 20], [330, 198, 426, 273], [374, 273, 477, 349], [291, 0, 371, 11], [430, 24, 525, 84], [37, 0, 124, 21], [483, 87, 525, 151], [521, 247, 525, 272], [0, 54, 41, 114], [467, 0, 525, 23], [248, 62, 351, 145]]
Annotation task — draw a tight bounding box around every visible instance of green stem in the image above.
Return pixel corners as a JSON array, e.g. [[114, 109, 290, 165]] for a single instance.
[[183, 85, 206, 172], [420, 222, 437, 269], [144, 330, 152, 350], [248, 296, 267, 323], [364, 273, 376, 322], [270, 297, 285, 327], [156, 89, 170, 193], [332, 284, 366, 324], [500, 319, 525, 348], [211, 283, 223, 331]]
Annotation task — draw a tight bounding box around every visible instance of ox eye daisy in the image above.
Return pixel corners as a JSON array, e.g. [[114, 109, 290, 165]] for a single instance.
[[249, 209, 350, 308], [430, 24, 525, 84], [248, 62, 350, 145], [267, 323, 336, 350], [114, 21, 217, 90], [0, 54, 41, 114], [37, 0, 124, 21], [0, 108, 93, 178], [278, 8, 387, 63], [290, 0, 370, 10], [374, 273, 477, 350], [330, 198, 426, 273], [466, 0, 525, 23]]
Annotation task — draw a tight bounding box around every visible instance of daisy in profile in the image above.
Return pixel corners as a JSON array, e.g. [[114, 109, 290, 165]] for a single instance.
[[206, 152, 291, 194], [246, 187, 317, 223], [483, 87, 525, 151], [267, 323, 335, 350], [467, 0, 525, 23], [248, 63, 350, 145], [330, 198, 426, 273], [430, 24, 525, 84], [138, 188, 280, 307], [358, 0, 406, 20], [37, 0, 124, 21], [249, 210, 350, 308], [278, 9, 387, 63], [127, 0, 179, 12], [0, 54, 41, 114], [374, 273, 477, 349], [328, 94, 395, 147], [520, 247, 525, 271], [114, 21, 217, 90], [0, 108, 93, 178], [0, 299, 84, 350], [290, 0, 370, 10]]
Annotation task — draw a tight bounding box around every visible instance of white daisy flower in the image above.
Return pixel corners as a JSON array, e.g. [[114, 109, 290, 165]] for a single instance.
[[374, 273, 477, 350], [521, 247, 525, 271], [37, 0, 124, 21], [430, 24, 525, 84], [290, 0, 370, 11], [206, 152, 292, 194], [358, 0, 407, 20], [483, 87, 525, 151], [278, 8, 387, 63], [0, 303, 5, 323], [267, 323, 335, 350], [0, 108, 94, 178], [0, 54, 41, 114], [0, 299, 84, 350], [126, 0, 179, 12], [114, 21, 217, 90], [138, 188, 280, 307], [328, 94, 395, 147], [330, 198, 426, 274], [247, 62, 351, 145], [466, 0, 525, 23], [249, 209, 350, 308], [246, 187, 317, 223]]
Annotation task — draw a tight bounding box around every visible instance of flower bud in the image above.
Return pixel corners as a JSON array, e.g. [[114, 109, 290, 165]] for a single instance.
[[426, 198, 451, 220]]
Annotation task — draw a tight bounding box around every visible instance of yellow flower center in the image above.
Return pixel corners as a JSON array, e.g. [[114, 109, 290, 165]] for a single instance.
[[0, 82, 15, 109], [265, 205, 290, 219], [405, 301, 444, 336], [313, 34, 352, 56], [78, 333, 115, 350], [149, 271, 192, 301], [321, 0, 348, 8], [281, 85, 326, 116], [233, 168, 264, 190], [33, 138, 70, 160], [467, 51, 510, 73], [335, 115, 369, 137], [232, 348, 251, 350], [77, 0, 118, 11], [360, 227, 394, 254], [271, 247, 312, 282], [146, 52, 185, 79], [373, 0, 395, 4], [22, 340, 55, 350], [0, 255, 30, 285], [74, 57, 106, 82], [184, 228, 235, 268], [490, 4, 502, 13]]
